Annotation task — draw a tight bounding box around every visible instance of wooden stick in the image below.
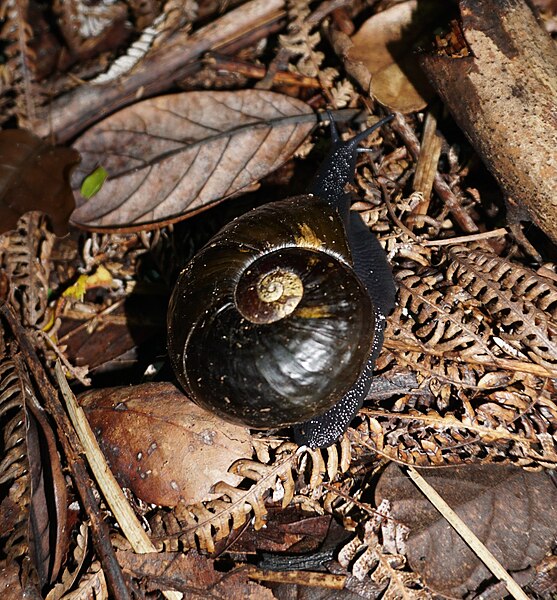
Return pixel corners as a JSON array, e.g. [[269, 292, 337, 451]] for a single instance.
[[0, 303, 131, 600], [36, 0, 286, 142], [422, 227, 508, 246], [411, 110, 443, 220], [406, 466, 530, 600], [54, 361, 182, 600]]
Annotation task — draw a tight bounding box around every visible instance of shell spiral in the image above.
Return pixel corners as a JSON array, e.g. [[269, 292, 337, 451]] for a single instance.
[[167, 194, 375, 428]]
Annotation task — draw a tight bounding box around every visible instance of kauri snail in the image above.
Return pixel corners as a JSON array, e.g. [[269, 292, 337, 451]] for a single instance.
[[167, 114, 396, 448]]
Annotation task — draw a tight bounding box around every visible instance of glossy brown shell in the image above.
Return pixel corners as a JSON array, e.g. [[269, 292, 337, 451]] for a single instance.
[[167, 194, 375, 428]]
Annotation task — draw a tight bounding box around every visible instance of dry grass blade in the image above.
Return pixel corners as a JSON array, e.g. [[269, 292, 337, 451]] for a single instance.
[[405, 466, 529, 600], [54, 362, 182, 600]]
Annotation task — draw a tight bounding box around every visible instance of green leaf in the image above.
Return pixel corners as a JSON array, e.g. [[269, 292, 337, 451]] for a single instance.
[[80, 166, 108, 199]]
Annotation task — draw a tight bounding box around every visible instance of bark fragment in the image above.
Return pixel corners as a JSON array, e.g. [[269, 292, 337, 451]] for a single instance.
[[419, 0, 557, 244]]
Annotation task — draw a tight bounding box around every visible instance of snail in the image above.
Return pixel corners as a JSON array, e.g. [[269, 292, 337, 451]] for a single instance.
[[167, 113, 395, 448]]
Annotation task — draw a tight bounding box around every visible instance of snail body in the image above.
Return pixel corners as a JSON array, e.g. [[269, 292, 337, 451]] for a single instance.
[[168, 115, 395, 448]]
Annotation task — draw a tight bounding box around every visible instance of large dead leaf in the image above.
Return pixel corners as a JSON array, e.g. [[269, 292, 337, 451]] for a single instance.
[[80, 382, 253, 506], [348, 0, 439, 112], [25, 385, 68, 588], [70, 90, 315, 231], [376, 463, 557, 597], [116, 550, 275, 599], [0, 130, 80, 236]]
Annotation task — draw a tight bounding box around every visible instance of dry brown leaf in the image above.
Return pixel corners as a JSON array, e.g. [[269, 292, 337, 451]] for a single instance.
[[348, 0, 438, 113], [80, 382, 253, 506], [0, 559, 26, 600], [0, 130, 80, 236], [376, 463, 557, 597], [59, 292, 166, 375], [70, 90, 314, 231], [24, 368, 68, 588], [0, 342, 68, 591], [116, 550, 275, 599]]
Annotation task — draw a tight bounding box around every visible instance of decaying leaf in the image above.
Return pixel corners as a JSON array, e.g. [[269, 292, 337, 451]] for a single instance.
[[0, 330, 68, 591], [58, 291, 166, 376], [376, 462, 557, 597], [116, 550, 275, 599], [0, 130, 80, 236], [347, 0, 438, 112], [80, 382, 253, 506], [0, 559, 26, 600], [23, 360, 69, 588], [70, 90, 315, 231], [224, 505, 332, 554]]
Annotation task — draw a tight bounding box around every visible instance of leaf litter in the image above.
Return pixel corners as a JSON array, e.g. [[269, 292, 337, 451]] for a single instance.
[[0, 0, 556, 599]]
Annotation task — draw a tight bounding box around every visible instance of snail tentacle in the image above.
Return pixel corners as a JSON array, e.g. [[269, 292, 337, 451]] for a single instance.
[[167, 111, 395, 450], [294, 115, 395, 448]]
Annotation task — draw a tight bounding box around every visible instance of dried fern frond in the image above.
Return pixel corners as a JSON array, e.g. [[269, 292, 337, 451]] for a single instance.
[[279, 0, 324, 78], [46, 524, 90, 600], [446, 246, 557, 368], [388, 261, 557, 378], [0, 347, 31, 568], [359, 375, 557, 468], [363, 244, 557, 468], [56, 561, 107, 600], [338, 505, 430, 599], [330, 77, 356, 109], [0, 0, 43, 127], [150, 440, 354, 553], [1, 213, 54, 329]]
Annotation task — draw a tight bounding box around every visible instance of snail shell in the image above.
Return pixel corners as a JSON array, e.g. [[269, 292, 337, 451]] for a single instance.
[[168, 115, 395, 448], [167, 195, 375, 428]]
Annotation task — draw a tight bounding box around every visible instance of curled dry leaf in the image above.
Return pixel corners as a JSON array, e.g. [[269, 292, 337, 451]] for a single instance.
[[0, 130, 80, 236], [376, 463, 557, 597], [0, 344, 68, 590], [347, 0, 438, 113], [80, 382, 253, 507], [70, 90, 315, 231], [25, 383, 69, 588]]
